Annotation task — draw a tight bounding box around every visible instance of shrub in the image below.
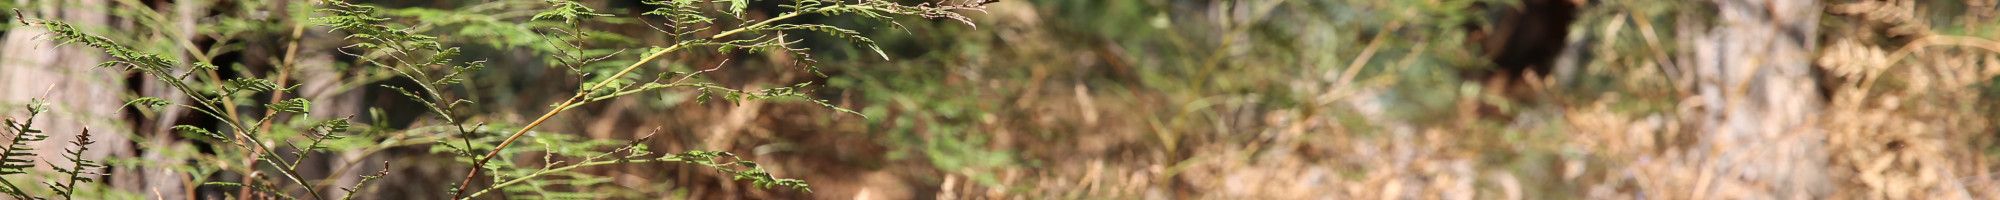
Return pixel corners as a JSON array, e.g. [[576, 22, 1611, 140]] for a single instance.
[[6, 0, 985, 199]]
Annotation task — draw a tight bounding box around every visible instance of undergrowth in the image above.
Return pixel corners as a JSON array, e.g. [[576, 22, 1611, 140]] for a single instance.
[[6, 0, 985, 199]]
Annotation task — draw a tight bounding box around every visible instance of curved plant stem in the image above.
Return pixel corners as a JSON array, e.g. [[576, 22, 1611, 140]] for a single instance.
[[458, 159, 642, 199], [448, 10, 811, 198], [241, 9, 314, 198], [447, 42, 682, 198]]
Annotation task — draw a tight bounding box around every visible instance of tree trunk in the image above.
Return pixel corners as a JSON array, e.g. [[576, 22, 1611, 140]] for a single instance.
[[0, 0, 136, 196], [1689, 0, 1828, 197]]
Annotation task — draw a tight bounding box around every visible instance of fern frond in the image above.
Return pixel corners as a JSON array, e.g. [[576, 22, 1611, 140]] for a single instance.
[[201, 181, 298, 200], [29, 17, 329, 199], [0, 118, 46, 176], [288, 117, 353, 168], [338, 161, 390, 200], [663, 150, 810, 192], [0, 100, 50, 199], [45, 129, 104, 200], [530, 0, 610, 23]]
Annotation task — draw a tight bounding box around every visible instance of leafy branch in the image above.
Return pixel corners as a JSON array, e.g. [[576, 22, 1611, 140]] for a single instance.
[[45, 129, 103, 200], [9, 0, 988, 198], [21, 10, 336, 200], [456, 131, 806, 199], [0, 100, 109, 200], [442, 0, 988, 197], [0, 100, 51, 199]]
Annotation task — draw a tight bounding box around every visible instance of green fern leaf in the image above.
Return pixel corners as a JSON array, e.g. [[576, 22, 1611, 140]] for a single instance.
[[729, 0, 749, 17], [225, 78, 279, 93], [268, 98, 312, 114]]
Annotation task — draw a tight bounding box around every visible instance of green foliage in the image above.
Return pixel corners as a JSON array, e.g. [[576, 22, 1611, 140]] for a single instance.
[[666, 150, 810, 190], [456, 135, 815, 199], [224, 78, 280, 94], [16, 0, 982, 198], [724, 0, 749, 17], [835, 69, 1016, 185], [0, 2, 16, 30], [316, 1, 447, 58], [642, 0, 714, 25], [0, 100, 108, 200], [313, 0, 975, 198], [172, 125, 226, 143], [530, 0, 610, 23], [0, 100, 50, 199], [31, 13, 340, 198], [338, 162, 389, 200], [38, 19, 177, 73], [268, 98, 312, 114], [121, 97, 171, 111], [46, 129, 104, 200]]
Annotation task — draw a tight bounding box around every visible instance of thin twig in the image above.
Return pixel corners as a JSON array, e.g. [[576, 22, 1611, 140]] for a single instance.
[[458, 128, 663, 200], [240, 3, 322, 198], [1319, 21, 1398, 102], [449, 9, 815, 197]]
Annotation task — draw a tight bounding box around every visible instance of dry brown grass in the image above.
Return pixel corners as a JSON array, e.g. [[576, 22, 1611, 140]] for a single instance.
[[884, 0, 2000, 199], [530, 0, 2000, 199]]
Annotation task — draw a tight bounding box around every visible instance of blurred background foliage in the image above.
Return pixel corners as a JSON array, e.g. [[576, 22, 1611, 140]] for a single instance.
[[8, 0, 2000, 199]]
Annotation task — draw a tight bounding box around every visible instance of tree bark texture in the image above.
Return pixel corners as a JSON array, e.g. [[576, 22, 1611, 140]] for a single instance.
[[1689, 0, 1828, 197], [0, 0, 139, 195]]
